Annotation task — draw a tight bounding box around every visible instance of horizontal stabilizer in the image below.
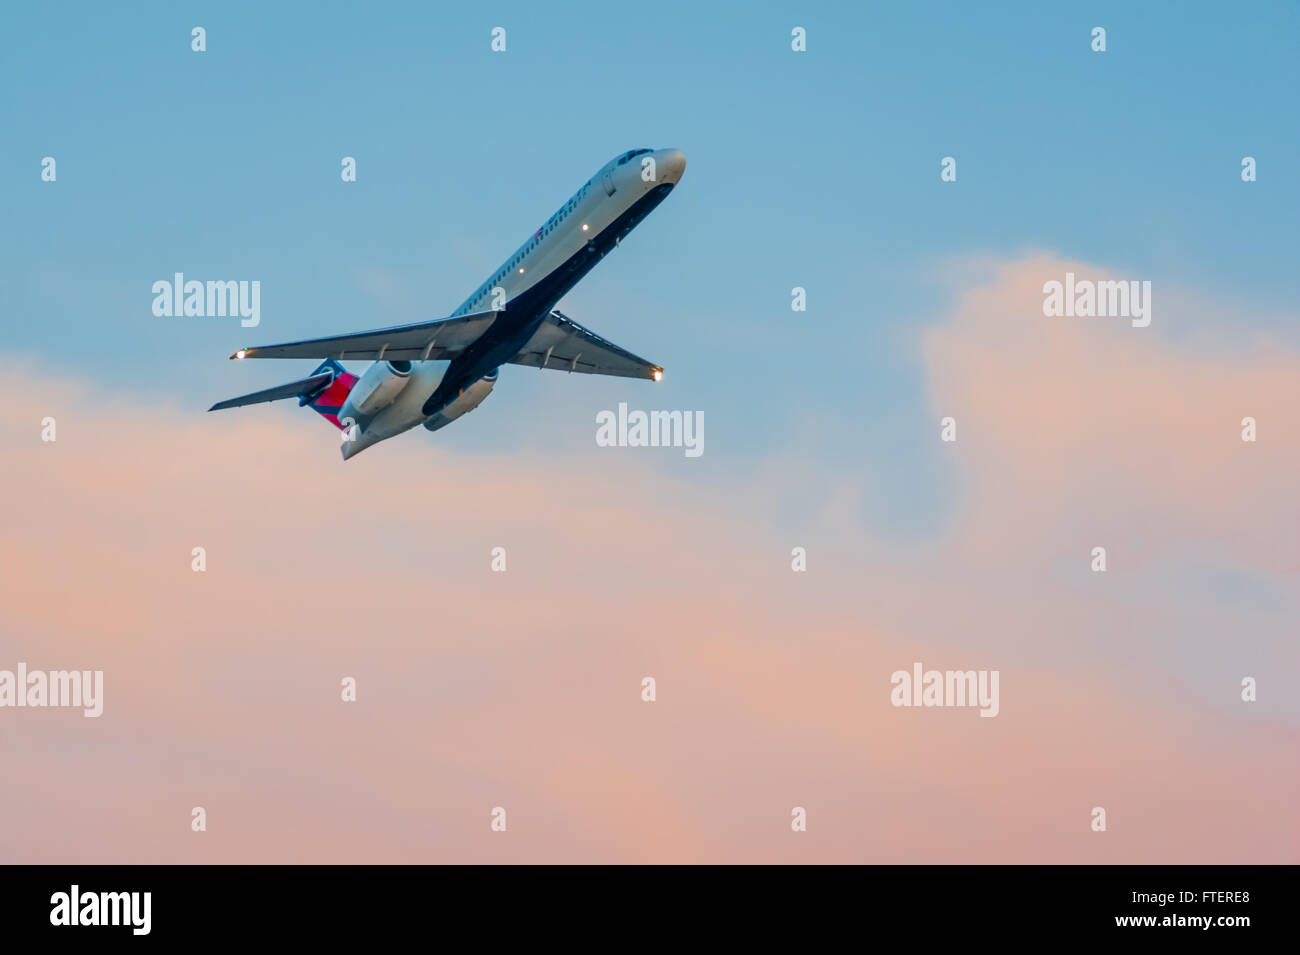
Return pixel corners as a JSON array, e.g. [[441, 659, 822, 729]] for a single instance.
[[230, 310, 500, 362], [208, 371, 335, 411]]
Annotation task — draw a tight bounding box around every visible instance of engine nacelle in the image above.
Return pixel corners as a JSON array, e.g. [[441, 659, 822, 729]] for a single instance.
[[423, 369, 497, 433], [342, 360, 412, 419]]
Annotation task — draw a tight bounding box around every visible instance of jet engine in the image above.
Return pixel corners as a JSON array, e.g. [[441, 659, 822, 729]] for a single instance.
[[341, 360, 412, 419], [423, 369, 498, 432]]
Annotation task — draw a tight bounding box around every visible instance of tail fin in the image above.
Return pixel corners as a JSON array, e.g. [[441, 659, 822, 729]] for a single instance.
[[303, 359, 358, 430]]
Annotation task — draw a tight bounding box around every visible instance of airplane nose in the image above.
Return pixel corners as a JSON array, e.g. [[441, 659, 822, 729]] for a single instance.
[[657, 148, 686, 184]]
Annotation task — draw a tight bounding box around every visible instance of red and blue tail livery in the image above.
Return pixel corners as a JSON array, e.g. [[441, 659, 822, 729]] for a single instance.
[[302, 359, 358, 430]]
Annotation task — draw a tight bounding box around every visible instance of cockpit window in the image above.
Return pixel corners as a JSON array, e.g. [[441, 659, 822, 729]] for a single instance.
[[616, 148, 653, 166]]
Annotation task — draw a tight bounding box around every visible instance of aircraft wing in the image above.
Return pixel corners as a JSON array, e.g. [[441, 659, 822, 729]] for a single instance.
[[229, 310, 500, 361], [508, 310, 663, 381], [207, 371, 335, 411]]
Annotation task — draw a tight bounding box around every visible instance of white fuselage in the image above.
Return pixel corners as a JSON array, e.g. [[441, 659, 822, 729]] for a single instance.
[[339, 147, 686, 458]]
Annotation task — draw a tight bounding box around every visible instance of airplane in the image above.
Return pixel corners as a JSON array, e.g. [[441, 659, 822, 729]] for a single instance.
[[209, 147, 686, 459]]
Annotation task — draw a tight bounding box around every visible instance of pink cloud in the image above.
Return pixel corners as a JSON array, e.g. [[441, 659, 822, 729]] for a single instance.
[[1, 255, 1296, 862]]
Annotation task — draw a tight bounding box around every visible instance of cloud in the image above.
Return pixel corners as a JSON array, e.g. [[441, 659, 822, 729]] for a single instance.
[[1, 254, 1296, 862]]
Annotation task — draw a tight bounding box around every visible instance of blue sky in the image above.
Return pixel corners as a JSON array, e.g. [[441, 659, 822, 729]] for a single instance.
[[3, 0, 1297, 538]]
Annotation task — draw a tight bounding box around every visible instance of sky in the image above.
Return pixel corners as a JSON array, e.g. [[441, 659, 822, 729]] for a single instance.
[[1, 1, 1297, 862]]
